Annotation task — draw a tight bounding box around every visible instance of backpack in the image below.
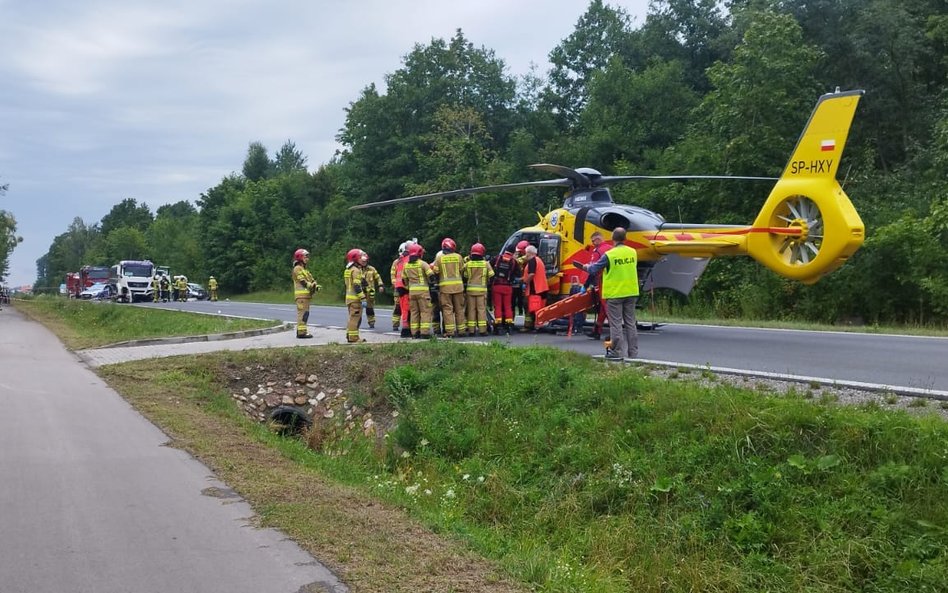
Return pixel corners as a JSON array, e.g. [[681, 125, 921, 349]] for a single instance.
[[494, 252, 517, 282]]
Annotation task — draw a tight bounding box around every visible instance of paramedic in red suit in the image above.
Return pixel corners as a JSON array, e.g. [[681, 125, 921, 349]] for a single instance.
[[583, 231, 612, 340]]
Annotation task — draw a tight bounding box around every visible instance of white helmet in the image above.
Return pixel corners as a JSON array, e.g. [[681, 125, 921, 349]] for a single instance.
[[398, 241, 409, 256]]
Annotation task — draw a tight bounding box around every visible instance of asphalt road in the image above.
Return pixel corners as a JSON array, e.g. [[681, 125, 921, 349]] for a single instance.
[[0, 308, 345, 593], [143, 299, 948, 394]]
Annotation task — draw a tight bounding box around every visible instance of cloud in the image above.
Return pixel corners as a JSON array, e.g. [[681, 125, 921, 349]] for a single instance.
[[0, 0, 650, 286]]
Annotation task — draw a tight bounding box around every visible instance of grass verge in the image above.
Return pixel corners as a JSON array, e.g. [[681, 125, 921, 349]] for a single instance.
[[14, 296, 279, 349], [97, 342, 948, 593]]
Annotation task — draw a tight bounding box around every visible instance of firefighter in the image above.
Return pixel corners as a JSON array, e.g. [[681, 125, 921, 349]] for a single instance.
[[159, 273, 170, 302], [208, 276, 218, 302], [431, 237, 466, 337], [344, 248, 367, 343], [464, 243, 494, 336], [176, 275, 189, 302], [401, 243, 435, 338], [491, 246, 520, 335], [292, 248, 320, 338], [152, 274, 161, 303], [359, 252, 383, 329], [522, 245, 549, 331], [390, 241, 411, 336]]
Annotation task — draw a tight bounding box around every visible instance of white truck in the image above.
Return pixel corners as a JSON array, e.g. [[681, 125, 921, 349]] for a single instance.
[[110, 260, 155, 303]]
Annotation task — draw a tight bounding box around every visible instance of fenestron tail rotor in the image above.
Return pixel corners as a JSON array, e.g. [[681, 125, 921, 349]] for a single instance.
[[776, 195, 823, 266]]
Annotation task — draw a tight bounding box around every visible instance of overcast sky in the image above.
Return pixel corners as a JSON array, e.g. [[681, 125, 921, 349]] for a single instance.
[[0, 0, 650, 287]]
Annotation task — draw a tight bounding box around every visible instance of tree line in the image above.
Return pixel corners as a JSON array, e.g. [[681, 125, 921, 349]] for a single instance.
[[31, 0, 948, 325]]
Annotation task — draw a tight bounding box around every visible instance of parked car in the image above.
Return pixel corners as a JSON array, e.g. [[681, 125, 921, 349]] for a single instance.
[[79, 282, 113, 300], [187, 283, 208, 300]]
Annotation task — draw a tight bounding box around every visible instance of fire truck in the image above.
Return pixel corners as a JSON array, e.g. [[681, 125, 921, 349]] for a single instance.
[[65, 265, 111, 298]]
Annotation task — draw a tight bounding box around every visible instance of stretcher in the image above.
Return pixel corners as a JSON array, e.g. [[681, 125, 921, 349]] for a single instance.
[[534, 290, 594, 327]]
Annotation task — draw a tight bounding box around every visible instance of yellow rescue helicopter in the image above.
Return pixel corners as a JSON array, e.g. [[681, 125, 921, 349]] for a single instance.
[[351, 90, 865, 308]]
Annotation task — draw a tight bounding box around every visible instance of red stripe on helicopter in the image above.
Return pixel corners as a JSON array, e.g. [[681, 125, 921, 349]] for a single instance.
[[695, 227, 803, 237]]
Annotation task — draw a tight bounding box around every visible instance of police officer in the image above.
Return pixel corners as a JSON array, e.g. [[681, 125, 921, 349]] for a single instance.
[[581, 227, 639, 359]]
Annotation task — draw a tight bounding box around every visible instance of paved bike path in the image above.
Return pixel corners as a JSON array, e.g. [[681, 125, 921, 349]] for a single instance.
[[0, 307, 346, 593]]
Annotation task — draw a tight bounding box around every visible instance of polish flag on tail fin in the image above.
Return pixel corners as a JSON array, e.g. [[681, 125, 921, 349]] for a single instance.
[[821, 139, 836, 152]]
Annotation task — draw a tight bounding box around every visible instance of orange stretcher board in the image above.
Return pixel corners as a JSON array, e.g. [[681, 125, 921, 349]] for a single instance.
[[534, 290, 595, 326]]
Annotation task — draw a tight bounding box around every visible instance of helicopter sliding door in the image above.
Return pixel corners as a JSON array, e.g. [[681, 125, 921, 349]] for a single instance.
[[500, 231, 561, 277]]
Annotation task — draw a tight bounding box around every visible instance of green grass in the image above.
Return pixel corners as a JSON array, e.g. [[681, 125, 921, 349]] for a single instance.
[[104, 343, 948, 593], [29, 296, 946, 592], [14, 295, 279, 349]]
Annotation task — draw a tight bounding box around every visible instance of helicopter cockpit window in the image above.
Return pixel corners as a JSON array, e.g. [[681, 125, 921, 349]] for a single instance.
[[590, 189, 610, 202], [538, 235, 561, 275]]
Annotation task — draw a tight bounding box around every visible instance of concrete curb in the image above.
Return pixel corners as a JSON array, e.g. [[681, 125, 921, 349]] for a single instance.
[[594, 357, 948, 400], [94, 322, 294, 349]]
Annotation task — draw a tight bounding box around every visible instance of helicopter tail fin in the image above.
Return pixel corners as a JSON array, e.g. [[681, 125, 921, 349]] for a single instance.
[[746, 90, 865, 284]]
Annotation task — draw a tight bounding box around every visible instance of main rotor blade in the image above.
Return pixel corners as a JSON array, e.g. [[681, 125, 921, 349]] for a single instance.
[[600, 175, 778, 183], [348, 179, 570, 210], [529, 164, 592, 188]]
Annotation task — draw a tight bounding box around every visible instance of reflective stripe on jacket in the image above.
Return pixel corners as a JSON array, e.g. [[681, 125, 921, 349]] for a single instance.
[[293, 263, 315, 298], [433, 252, 464, 293], [344, 264, 365, 304], [402, 260, 434, 294], [464, 260, 493, 294], [390, 257, 407, 289]]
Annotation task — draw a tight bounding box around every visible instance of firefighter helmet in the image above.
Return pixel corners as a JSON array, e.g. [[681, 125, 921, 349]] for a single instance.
[[441, 237, 456, 251], [398, 241, 409, 256], [470, 243, 486, 256], [515, 240, 530, 252], [294, 248, 310, 261], [346, 248, 363, 263], [407, 243, 423, 257]]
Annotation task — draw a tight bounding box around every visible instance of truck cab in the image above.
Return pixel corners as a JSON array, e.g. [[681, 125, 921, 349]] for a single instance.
[[110, 260, 155, 303]]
